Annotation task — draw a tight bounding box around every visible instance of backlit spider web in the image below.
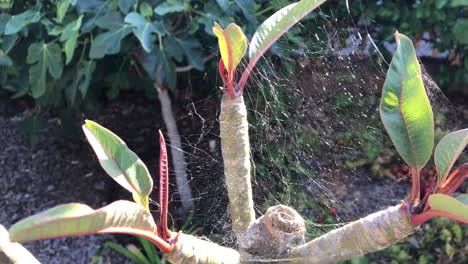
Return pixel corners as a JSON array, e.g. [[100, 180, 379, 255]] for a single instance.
[[155, 3, 466, 259]]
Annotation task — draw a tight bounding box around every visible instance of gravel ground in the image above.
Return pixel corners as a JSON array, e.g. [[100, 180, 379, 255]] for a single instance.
[[0, 113, 132, 264]]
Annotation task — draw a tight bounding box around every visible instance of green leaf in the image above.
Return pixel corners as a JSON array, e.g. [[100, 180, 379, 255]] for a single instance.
[[76, 60, 96, 98], [234, 0, 257, 23], [380, 33, 434, 170], [453, 19, 468, 44], [4, 10, 41, 35], [216, 0, 230, 12], [450, 0, 468, 7], [89, 26, 132, 59], [154, 0, 188, 15], [126, 244, 151, 264], [0, 50, 12, 66], [139, 2, 153, 17], [0, 13, 11, 35], [435, 129, 468, 184], [248, 0, 325, 63], [119, 0, 136, 14], [175, 36, 204, 70], [136, 237, 160, 264], [428, 194, 468, 222], [435, 0, 449, 9], [57, 0, 71, 23], [213, 22, 247, 71], [61, 16, 83, 65], [82, 120, 153, 208], [9, 201, 158, 244], [124, 12, 155, 52], [27, 42, 64, 98]]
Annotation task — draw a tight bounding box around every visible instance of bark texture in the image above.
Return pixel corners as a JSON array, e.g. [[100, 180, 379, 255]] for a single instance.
[[219, 95, 255, 238], [0, 224, 40, 264], [158, 87, 194, 213], [289, 205, 416, 263], [163, 233, 240, 264]]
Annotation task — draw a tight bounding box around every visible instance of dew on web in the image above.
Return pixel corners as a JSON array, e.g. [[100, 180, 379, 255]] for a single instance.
[[151, 5, 466, 255]]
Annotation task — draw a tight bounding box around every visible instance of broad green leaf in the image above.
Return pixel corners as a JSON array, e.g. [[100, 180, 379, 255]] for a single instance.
[[4, 10, 41, 35], [213, 22, 247, 71], [89, 26, 132, 59], [139, 2, 153, 17], [154, 0, 188, 15], [0, 50, 12, 66], [453, 19, 468, 44], [435, 129, 468, 184], [450, 0, 468, 7], [27, 42, 64, 98], [0, 13, 11, 35], [124, 12, 155, 52], [0, 0, 13, 9], [61, 16, 83, 65], [9, 201, 158, 243], [57, 0, 71, 23], [119, 0, 136, 14], [234, 0, 257, 23], [248, 0, 325, 63], [428, 194, 468, 222], [380, 33, 434, 169], [175, 36, 204, 70], [82, 120, 153, 208]]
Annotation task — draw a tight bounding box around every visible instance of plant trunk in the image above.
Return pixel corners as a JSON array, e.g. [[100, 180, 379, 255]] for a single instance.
[[157, 86, 194, 213], [163, 233, 240, 264], [163, 205, 416, 263], [0, 224, 41, 264], [219, 94, 256, 238], [288, 205, 416, 263]]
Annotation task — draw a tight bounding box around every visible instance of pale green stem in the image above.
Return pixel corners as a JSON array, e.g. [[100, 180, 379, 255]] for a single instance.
[[219, 94, 256, 238], [289, 205, 416, 263], [163, 233, 240, 264]]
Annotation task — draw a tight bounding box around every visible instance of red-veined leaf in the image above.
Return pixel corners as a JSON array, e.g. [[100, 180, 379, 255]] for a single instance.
[[380, 32, 434, 170], [435, 129, 468, 185], [213, 22, 247, 72], [82, 120, 153, 209]]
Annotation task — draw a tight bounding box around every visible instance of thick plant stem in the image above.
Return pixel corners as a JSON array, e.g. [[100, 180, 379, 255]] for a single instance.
[[219, 94, 255, 238], [0, 224, 40, 264], [157, 85, 194, 213], [163, 233, 240, 264], [289, 205, 416, 264]]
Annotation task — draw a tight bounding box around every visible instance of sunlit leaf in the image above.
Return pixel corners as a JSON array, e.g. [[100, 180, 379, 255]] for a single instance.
[[435, 129, 468, 185], [9, 201, 158, 244], [213, 22, 247, 71], [82, 120, 153, 208], [4, 10, 41, 35], [380, 33, 434, 170], [27, 42, 64, 98], [428, 194, 468, 222]]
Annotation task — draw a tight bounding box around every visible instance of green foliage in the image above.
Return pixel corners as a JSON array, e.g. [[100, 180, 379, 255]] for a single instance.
[[342, 218, 467, 263], [380, 33, 434, 170], [434, 129, 468, 184], [329, 0, 468, 90]]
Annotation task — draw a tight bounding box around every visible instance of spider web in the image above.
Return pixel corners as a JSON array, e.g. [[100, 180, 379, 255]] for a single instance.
[[152, 4, 466, 258]]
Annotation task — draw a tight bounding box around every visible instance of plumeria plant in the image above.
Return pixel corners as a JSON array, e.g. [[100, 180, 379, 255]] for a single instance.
[[3, 0, 467, 263]]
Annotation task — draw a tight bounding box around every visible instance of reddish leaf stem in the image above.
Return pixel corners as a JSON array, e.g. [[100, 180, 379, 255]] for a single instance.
[[158, 130, 170, 241], [437, 163, 468, 195], [408, 167, 420, 205], [411, 209, 468, 225]]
